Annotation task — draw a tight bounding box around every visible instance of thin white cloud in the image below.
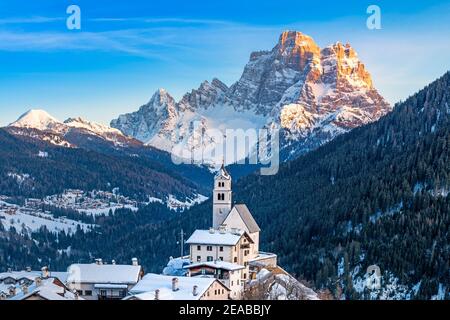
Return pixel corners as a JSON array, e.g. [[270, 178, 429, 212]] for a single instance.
[[0, 16, 64, 24], [90, 17, 231, 25]]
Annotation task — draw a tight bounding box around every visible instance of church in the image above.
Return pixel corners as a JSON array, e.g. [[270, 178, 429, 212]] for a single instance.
[[184, 165, 277, 299]]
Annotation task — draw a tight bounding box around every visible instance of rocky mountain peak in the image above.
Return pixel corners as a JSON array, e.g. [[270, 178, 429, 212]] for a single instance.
[[179, 78, 228, 111], [150, 88, 176, 108], [320, 42, 373, 89], [275, 31, 321, 72]]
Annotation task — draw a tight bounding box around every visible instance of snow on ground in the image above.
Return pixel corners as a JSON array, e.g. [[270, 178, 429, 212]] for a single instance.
[[250, 268, 319, 300], [43, 189, 139, 216], [351, 265, 421, 300], [148, 103, 267, 167], [162, 256, 190, 277], [77, 204, 138, 216], [7, 172, 31, 185], [147, 194, 208, 211], [269, 273, 319, 300], [431, 283, 447, 300], [0, 200, 94, 235], [167, 194, 208, 211]]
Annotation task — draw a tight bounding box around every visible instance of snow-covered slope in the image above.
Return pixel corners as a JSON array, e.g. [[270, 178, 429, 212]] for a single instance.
[[8, 110, 137, 148], [111, 31, 391, 165], [10, 109, 64, 131], [0, 199, 94, 235]]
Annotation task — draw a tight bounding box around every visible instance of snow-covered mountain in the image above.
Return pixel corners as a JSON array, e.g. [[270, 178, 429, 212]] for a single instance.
[[10, 109, 64, 132], [8, 109, 138, 147], [111, 31, 391, 165]]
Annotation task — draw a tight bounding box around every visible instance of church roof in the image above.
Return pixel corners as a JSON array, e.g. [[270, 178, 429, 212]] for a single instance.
[[186, 229, 253, 246], [231, 204, 260, 233], [215, 163, 230, 180]]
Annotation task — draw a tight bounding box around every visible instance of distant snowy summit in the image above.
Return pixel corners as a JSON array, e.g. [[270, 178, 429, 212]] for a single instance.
[[8, 109, 139, 147], [111, 30, 391, 164]]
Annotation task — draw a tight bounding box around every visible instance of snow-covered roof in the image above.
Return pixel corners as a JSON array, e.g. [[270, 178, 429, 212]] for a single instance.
[[94, 284, 128, 289], [66, 264, 142, 284], [184, 261, 245, 271], [50, 271, 69, 284], [215, 163, 231, 180], [0, 271, 40, 282], [228, 204, 260, 233], [186, 229, 249, 246], [162, 257, 190, 277], [7, 277, 80, 301], [127, 273, 227, 300], [0, 270, 69, 286]]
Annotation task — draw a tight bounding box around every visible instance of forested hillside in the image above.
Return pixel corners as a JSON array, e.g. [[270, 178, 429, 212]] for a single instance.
[[0, 129, 202, 200]]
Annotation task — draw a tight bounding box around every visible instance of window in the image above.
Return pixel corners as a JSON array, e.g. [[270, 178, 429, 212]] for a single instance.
[[217, 193, 225, 200], [214, 290, 217, 295], [207, 246, 212, 251], [244, 250, 248, 256], [197, 256, 201, 262], [84, 290, 92, 296], [207, 256, 213, 262], [219, 257, 223, 261], [77, 290, 83, 295], [234, 257, 237, 263], [231, 281, 234, 286], [243, 273, 247, 279], [119, 289, 127, 298], [219, 246, 224, 252], [197, 245, 201, 251]]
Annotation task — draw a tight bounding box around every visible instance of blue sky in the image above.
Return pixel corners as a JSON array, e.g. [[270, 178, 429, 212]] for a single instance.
[[0, 0, 449, 126]]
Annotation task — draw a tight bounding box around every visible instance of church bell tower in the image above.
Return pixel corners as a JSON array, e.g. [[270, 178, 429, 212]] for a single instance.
[[212, 163, 232, 228]]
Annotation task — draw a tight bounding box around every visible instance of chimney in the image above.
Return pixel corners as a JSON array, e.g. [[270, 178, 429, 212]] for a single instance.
[[209, 228, 215, 234], [73, 290, 79, 300], [219, 226, 226, 234], [26, 266, 32, 272], [131, 258, 138, 266], [154, 289, 160, 300], [35, 277, 42, 287], [41, 266, 49, 278], [22, 284, 29, 295], [7, 268, 12, 273], [8, 287, 16, 296], [172, 278, 179, 292], [112, 259, 116, 265], [95, 258, 103, 265], [193, 285, 198, 297]]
